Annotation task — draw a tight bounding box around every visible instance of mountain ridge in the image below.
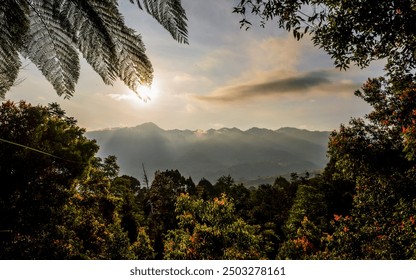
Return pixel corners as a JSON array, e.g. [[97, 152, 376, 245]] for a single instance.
[[92, 122, 328, 134], [86, 122, 330, 185]]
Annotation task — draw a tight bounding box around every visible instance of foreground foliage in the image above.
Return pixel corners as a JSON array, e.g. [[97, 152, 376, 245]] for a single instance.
[[0, 0, 188, 98], [164, 193, 264, 259], [1, 85, 416, 259], [0, 101, 154, 259]]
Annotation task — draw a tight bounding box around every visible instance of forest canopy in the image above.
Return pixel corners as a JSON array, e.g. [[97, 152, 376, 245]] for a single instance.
[[1, 95, 416, 259]]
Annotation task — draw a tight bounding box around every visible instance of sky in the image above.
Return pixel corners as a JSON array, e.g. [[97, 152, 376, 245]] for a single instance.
[[6, 0, 386, 132]]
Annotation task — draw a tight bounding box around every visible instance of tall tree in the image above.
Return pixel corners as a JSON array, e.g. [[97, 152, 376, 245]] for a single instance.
[[70, 156, 154, 259], [145, 170, 192, 258], [0, 0, 188, 98], [278, 184, 328, 259], [322, 75, 416, 259], [0, 101, 98, 258]]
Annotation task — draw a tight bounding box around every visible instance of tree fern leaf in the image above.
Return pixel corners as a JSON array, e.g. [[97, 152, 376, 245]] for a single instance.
[[132, 0, 189, 44], [56, 0, 118, 85], [91, 1, 153, 99], [115, 26, 153, 97], [1, 0, 182, 99], [64, 0, 153, 99], [0, 1, 29, 97], [0, 43, 21, 99], [22, 0, 80, 98]]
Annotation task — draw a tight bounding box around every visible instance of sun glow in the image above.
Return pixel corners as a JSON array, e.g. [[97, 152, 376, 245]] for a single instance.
[[137, 80, 159, 102], [108, 80, 160, 106]]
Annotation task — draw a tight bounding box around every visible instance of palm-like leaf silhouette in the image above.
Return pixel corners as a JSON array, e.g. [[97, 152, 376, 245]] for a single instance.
[[0, 0, 188, 99]]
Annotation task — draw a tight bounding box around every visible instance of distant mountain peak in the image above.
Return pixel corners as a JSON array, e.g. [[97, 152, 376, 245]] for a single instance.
[[277, 127, 321, 133], [217, 127, 242, 133], [246, 127, 272, 132], [135, 122, 163, 130]]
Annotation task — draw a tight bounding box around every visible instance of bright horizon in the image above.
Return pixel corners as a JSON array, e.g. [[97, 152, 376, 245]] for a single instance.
[[5, 0, 385, 132], [88, 121, 331, 134]]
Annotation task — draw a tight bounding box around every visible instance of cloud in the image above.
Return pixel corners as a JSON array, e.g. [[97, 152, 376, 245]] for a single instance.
[[107, 93, 125, 101], [246, 36, 303, 72], [196, 70, 359, 103]]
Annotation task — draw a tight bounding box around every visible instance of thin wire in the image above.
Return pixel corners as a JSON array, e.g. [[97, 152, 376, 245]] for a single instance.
[[0, 137, 79, 163]]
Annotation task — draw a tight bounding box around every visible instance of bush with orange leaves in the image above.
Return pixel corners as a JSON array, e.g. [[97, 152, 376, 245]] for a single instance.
[[163, 193, 264, 259]]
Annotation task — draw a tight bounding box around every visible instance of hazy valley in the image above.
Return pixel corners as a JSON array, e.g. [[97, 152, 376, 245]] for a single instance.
[[86, 123, 330, 185]]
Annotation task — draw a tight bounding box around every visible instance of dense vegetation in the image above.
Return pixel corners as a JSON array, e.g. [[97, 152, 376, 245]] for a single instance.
[[1, 75, 415, 259], [1, 0, 415, 260]]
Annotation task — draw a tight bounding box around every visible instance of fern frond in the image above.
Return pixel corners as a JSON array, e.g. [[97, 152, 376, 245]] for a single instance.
[[93, 0, 153, 99], [0, 1, 29, 97], [116, 25, 153, 98], [22, 0, 80, 98], [1, 0, 186, 100], [61, 0, 153, 99], [0, 44, 21, 99], [0, 41, 22, 98], [132, 0, 189, 44], [57, 0, 118, 85]]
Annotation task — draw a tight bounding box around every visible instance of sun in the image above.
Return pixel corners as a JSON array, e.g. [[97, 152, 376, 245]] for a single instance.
[[137, 80, 159, 102], [110, 80, 160, 107]]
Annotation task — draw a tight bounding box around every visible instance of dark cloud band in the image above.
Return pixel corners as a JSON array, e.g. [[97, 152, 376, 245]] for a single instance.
[[197, 70, 356, 103]]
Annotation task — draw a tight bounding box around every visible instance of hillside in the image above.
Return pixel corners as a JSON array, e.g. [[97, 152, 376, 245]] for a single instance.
[[86, 123, 330, 185]]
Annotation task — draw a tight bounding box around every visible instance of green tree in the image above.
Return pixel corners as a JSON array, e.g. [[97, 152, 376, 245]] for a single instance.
[[327, 75, 416, 181], [278, 183, 329, 259], [0, 100, 98, 258], [234, 0, 416, 72], [245, 178, 297, 258], [195, 177, 214, 200], [324, 175, 416, 259], [0, 0, 188, 98], [321, 75, 416, 259], [164, 193, 265, 259], [283, 184, 328, 237], [0, 101, 154, 259], [145, 170, 192, 258], [67, 156, 154, 259], [112, 175, 143, 243], [227, 183, 252, 220], [278, 216, 324, 259], [200, 175, 237, 200]]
